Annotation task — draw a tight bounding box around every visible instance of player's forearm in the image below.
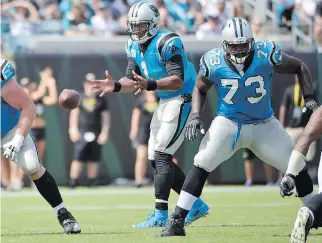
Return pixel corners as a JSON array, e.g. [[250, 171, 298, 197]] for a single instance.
[[154, 75, 183, 91], [16, 101, 36, 137], [297, 62, 315, 102], [191, 85, 208, 115]]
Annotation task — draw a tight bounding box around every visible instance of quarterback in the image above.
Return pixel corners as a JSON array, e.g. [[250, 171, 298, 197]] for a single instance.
[[158, 17, 318, 237], [90, 2, 209, 227], [1, 58, 80, 234]]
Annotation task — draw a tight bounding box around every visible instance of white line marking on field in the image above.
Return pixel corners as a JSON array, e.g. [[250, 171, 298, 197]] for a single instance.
[[15, 202, 294, 213], [1, 186, 283, 198]]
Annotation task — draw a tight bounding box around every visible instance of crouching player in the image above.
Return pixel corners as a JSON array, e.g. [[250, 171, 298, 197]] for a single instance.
[[280, 105, 322, 243], [1, 58, 81, 234]]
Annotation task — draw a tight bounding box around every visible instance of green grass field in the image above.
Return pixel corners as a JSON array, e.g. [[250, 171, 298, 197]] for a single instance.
[[1, 186, 321, 243]]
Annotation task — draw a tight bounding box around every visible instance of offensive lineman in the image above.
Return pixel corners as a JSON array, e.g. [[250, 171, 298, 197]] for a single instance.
[[1, 58, 81, 234], [158, 17, 318, 237], [279, 105, 322, 243], [90, 2, 209, 227]]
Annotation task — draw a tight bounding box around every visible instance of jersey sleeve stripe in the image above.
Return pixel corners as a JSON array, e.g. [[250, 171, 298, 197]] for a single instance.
[[1, 59, 8, 81], [269, 41, 277, 66], [157, 33, 179, 61], [201, 55, 209, 77]]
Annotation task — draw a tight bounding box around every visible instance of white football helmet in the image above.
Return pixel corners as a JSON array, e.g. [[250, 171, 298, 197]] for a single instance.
[[127, 1, 160, 44], [221, 18, 254, 64]]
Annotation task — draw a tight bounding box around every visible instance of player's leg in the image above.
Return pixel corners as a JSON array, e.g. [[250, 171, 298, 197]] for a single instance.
[[158, 116, 239, 237], [86, 141, 101, 187], [243, 149, 255, 186], [3, 129, 81, 234], [251, 117, 314, 206], [133, 97, 190, 227]]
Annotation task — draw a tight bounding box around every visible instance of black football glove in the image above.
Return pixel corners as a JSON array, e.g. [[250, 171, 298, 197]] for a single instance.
[[184, 113, 205, 141], [280, 174, 296, 198], [303, 100, 319, 113]]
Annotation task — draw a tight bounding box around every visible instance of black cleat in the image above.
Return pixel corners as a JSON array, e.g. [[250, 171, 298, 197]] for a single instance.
[[291, 207, 313, 243], [156, 217, 186, 237], [57, 208, 81, 234]]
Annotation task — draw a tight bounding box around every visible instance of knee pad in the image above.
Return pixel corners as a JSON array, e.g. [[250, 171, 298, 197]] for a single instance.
[[18, 149, 41, 175], [154, 151, 173, 173], [294, 166, 314, 197]]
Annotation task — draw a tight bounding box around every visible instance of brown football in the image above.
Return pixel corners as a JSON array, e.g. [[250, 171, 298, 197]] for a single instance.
[[59, 89, 80, 110]]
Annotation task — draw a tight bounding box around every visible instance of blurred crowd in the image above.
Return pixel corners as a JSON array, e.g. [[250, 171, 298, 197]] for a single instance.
[[1, 0, 321, 38]]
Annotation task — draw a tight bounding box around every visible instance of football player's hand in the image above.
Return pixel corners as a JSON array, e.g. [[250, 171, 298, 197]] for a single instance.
[[303, 100, 319, 113], [184, 113, 205, 141], [69, 128, 81, 143], [90, 70, 115, 97], [280, 174, 296, 197], [132, 71, 147, 95], [97, 132, 109, 145], [1, 134, 24, 162]]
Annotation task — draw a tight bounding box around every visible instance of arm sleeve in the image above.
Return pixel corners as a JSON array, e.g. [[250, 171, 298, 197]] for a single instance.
[[165, 55, 184, 80], [198, 54, 211, 80], [125, 58, 141, 80]]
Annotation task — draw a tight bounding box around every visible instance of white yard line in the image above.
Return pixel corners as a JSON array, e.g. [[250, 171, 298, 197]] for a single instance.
[[1, 186, 282, 198], [15, 202, 294, 212]]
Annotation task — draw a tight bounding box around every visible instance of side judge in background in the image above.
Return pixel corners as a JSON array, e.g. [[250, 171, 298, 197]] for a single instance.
[[68, 73, 110, 188]]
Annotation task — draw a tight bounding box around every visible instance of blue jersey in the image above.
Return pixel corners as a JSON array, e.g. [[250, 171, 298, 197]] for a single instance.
[[199, 40, 283, 124], [1, 58, 20, 137], [125, 30, 196, 99]]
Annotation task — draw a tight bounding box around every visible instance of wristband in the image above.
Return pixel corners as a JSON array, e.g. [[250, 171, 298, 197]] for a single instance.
[[146, 79, 157, 91], [113, 82, 121, 92]]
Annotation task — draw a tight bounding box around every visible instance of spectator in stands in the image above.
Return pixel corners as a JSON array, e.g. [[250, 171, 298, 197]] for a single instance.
[[251, 16, 267, 39], [196, 13, 221, 40], [278, 77, 316, 182], [275, 0, 295, 30], [1, 0, 39, 37], [314, 1, 322, 52], [155, 0, 170, 28], [62, 1, 93, 36], [204, 0, 232, 27], [130, 91, 158, 188], [91, 2, 120, 36], [232, 0, 245, 18], [29, 67, 58, 165], [293, 0, 317, 32], [243, 148, 274, 187], [164, 0, 192, 33], [69, 73, 110, 188]]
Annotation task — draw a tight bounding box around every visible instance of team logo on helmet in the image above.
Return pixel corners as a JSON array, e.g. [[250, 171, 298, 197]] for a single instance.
[[149, 5, 160, 17]]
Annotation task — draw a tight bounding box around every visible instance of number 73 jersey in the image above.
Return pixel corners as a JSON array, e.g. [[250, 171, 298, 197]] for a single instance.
[[199, 40, 283, 124]]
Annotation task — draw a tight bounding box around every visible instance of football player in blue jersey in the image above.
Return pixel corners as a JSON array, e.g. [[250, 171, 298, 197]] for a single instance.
[[90, 1, 209, 228], [157, 17, 318, 237], [279, 105, 322, 243], [1, 58, 81, 234]]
